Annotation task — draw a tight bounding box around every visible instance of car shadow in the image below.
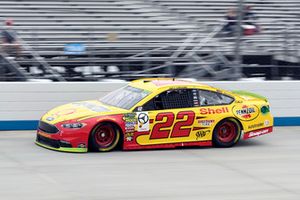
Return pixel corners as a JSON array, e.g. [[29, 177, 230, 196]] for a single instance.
[[235, 139, 266, 148], [86, 140, 266, 153]]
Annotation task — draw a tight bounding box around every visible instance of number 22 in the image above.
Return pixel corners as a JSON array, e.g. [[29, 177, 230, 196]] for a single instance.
[[150, 111, 195, 139]]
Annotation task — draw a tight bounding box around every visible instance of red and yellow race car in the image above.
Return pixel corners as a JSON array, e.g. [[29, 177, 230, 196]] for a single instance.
[[36, 78, 273, 152]]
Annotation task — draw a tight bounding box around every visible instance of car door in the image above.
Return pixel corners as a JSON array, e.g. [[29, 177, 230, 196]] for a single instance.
[[133, 88, 209, 147]]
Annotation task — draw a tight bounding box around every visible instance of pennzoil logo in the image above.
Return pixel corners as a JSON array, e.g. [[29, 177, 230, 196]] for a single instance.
[[233, 105, 259, 121]]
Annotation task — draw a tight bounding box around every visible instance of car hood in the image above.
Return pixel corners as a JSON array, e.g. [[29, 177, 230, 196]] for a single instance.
[[41, 100, 127, 125]]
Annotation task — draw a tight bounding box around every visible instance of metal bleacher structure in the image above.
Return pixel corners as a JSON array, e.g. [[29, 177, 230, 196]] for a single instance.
[[0, 0, 299, 81]]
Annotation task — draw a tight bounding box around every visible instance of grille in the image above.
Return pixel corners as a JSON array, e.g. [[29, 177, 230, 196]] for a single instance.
[[36, 134, 60, 148], [36, 135, 72, 149], [38, 121, 59, 134]]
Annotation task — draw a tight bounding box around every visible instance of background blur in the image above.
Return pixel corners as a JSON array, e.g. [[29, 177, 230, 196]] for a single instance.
[[0, 2, 300, 200], [0, 0, 299, 82]]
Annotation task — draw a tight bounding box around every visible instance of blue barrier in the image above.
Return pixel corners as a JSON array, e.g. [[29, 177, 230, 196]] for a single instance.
[[0, 120, 38, 131], [0, 117, 299, 131], [274, 117, 300, 126]]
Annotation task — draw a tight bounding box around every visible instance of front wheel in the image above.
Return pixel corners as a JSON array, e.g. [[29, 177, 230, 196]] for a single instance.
[[212, 119, 241, 147], [89, 123, 120, 152]]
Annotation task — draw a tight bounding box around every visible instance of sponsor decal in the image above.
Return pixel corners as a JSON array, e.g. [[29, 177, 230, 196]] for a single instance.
[[123, 113, 136, 122], [200, 107, 229, 115], [261, 105, 270, 114], [248, 122, 264, 129], [125, 133, 134, 142], [137, 112, 150, 132], [77, 143, 86, 148], [198, 119, 215, 126], [243, 127, 273, 139], [248, 128, 270, 137], [72, 102, 109, 112], [125, 121, 136, 132], [196, 130, 210, 140], [236, 106, 255, 118], [233, 105, 259, 121]]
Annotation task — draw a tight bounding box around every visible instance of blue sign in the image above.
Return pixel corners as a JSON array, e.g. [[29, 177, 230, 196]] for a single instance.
[[64, 43, 86, 55]]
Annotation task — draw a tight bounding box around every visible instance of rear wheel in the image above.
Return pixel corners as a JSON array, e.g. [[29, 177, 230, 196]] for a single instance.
[[213, 119, 241, 147], [89, 123, 120, 152]]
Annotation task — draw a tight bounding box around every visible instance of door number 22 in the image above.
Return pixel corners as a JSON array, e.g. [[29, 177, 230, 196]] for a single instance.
[[150, 111, 195, 139]]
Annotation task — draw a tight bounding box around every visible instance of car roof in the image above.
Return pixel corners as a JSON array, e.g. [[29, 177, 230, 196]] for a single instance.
[[129, 78, 215, 92]]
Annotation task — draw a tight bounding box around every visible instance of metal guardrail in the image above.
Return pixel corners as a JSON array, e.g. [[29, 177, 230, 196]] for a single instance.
[[0, 17, 299, 81]]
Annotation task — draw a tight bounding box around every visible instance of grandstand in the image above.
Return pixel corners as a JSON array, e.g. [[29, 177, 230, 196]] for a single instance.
[[0, 0, 299, 81]]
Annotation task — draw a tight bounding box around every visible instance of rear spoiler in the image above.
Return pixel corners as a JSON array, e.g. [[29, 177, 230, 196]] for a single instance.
[[231, 90, 268, 102]]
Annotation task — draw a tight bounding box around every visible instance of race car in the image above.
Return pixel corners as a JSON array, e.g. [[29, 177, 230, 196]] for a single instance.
[[36, 78, 273, 152]]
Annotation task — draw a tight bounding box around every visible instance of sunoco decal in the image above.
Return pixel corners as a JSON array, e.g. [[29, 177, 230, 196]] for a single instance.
[[232, 105, 259, 121]]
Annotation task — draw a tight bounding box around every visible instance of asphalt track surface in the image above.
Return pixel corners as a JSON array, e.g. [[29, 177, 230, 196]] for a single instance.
[[0, 127, 299, 200]]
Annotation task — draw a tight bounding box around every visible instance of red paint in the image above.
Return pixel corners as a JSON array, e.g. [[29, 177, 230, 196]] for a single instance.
[[123, 140, 212, 150], [37, 114, 125, 149]]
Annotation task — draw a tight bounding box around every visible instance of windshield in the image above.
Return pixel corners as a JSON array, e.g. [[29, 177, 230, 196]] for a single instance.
[[100, 85, 151, 110]]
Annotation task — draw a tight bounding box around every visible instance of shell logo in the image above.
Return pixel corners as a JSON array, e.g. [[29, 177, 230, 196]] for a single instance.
[[232, 105, 259, 121]]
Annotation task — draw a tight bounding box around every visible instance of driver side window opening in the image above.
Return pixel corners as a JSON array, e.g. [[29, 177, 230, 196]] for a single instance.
[[142, 89, 194, 111], [140, 89, 234, 111]]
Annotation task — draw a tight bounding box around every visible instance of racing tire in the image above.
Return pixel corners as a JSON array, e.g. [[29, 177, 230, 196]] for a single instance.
[[212, 118, 241, 148], [89, 123, 120, 152]]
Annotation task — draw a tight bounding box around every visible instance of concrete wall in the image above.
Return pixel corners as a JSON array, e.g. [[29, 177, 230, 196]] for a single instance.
[[0, 81, 299, 130]]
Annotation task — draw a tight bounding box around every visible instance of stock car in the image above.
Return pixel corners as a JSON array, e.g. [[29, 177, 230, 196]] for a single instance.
[[36, 78, 273, 152]]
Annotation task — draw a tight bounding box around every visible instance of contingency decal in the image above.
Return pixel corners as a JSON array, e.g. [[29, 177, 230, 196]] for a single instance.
[[232, 105, 259, 121], [137, 112, 150, 132], [198, 119, 215, 127], [125, 133, 134, 142], [191, 89, 200, 106], [123, 113, 136, 139]]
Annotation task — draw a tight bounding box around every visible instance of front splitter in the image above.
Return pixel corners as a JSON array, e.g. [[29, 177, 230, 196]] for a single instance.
[[35, 141, 88, 153]]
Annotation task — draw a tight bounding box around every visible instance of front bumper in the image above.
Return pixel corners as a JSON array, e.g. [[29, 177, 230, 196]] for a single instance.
[[36, 132, 88, 153]]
